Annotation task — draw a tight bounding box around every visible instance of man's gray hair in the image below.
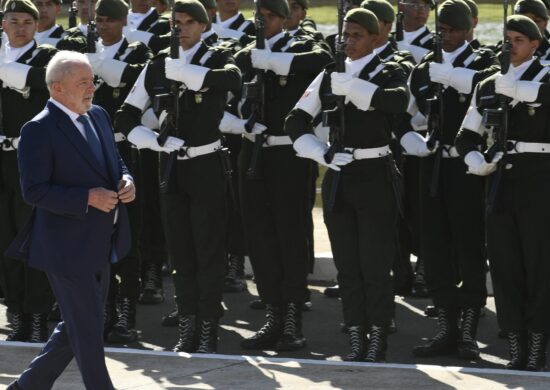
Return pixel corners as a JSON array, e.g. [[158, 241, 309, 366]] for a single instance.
[[45, 51, 91, 91]]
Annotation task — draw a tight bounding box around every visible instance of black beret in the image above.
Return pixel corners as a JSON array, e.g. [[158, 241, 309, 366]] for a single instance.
[[345, 7, 380, 34], [507, 14, 543, 40], [4, 0, 39, 20], [198, 0, 216, 10], [293, 0, 308, 9], [95, 0, 129, 20], [462, 0, 478, 19], [261, 0, 290, 18], [173, 0, 209, 23], [438, 0, 473, 31], [514, 0, 549, 20], [361, 0, 395, 23]]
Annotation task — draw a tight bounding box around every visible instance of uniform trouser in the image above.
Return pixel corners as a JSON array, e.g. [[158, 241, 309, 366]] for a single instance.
[[487, 171, 550, 334], [225, 134, 247, 257], [109, 144, 141, 300], [139, 149, 167, 270], [239, 141, 311, 305], [163, 152, 227, 319], [324, 158, 397, 327], [404, 154, 423, 260], [419, 155, 487, 310], [306, 163, 318, 273], [0, 154, 53, 314], [18, 263, 113, 390]]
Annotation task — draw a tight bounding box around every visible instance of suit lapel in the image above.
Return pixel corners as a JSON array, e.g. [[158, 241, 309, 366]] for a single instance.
[[50, 102, 111, 182], [88, 109, 118, 187]]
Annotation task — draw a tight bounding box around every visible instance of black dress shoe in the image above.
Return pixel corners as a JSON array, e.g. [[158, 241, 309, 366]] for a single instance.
[[323, 284, 340, 298]]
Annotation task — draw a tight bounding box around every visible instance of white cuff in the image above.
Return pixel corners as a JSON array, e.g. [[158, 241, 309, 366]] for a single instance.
[[269, 52, 295, 76], [98, 58, 127, 88], [408, 45, 429, 63], [449, 67, 476, 95], [293, 133, 327, 161], [123, 28, 153, 45], [515, 81, 541, 103], [127, 125, 157, 150], [464, 150, 484, 167], [2, 62, 30, 89], [182, 64, 209, 91], [219, 111, 244, 134], [140, 108, 159, 130], [347, 78, 378, 111]]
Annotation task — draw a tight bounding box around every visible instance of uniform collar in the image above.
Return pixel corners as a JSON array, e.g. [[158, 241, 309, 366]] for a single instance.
[[216, 12, 242, 29], [403, 26, 428, 45], [78, 23, 88, 35], [442, 41, 469, 65], [36, 24, 60, 40], [267, 31, 286, 49], [345, 51, 376, 76], [97, 37, 125, 59], [511, 58, 535, 80], [4, 39, 35, 62], [201, 29, 216, 41], [179, 41, 202, 64], [128, 8, 155, 30]]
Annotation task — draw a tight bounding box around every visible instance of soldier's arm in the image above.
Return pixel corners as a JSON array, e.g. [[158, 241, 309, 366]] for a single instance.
[[370, 64, 409, 114], [286, 40, 333, 75], [455, 86, 488, 156], [114, 65, 151, 136], [201, 53, 242, 91], [120, 44, 154, 85], [11, 47, 58, 90]]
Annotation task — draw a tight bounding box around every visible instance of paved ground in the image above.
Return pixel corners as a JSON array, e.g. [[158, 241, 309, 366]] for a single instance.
[[0, 208, 549, 388]]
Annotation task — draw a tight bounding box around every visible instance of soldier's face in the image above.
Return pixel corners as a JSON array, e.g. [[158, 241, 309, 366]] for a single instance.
[[284, 0, 306, 31], [148, 0, 168, 15], [76, 0, 97, 22], [52, 63, 95, 115], [507, 30, 540, 66], [96, 15, 125, 45], [257, 8, 285, 39], [400, 0, 430, 30], [33, 0, 61, 30], [217, 0, 240, 14], [131, 0, 150, 14], [343, 21, 377, 60], [522, 12, 549, 35], [439, 23, 468, 52], [173, 12, 206, 50], [2, 13, 38, 48]]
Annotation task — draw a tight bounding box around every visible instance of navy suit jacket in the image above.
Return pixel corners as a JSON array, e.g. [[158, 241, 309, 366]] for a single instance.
[[6, 102, 132, 276]]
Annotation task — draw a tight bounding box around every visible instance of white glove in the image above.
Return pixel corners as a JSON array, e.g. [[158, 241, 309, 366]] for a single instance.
[[464, 150, 503, 176], [293, 133, 353, 171], [400, 131, 434, 157], [219, 111, 267, 134], [331, 72, 378, 111], [429, 62, 453, 86], [127, 125, 184, 153], [212, 23, 245, 40], [251, 48, 294, 76], [165, 58, 209, 91], [141, 108, 159, 130], [0, 62, 30, 89], [123, 27, 153, 45], [449, 67, 476, 95], [397, 41, 429, 63], [91, 57, 127, 88], [495, 71, 540, 103]]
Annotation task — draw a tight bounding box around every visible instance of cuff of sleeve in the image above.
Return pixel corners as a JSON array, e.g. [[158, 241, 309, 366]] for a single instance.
[[3, 62, 31, 90], [347, 78, 378, 111], [449, 67, 476, 95], [269, 52, 295, 76]]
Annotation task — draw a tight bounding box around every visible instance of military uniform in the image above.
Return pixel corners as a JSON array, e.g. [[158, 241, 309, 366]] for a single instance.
[[212, 11, 256, 36], [34, 23, 64, 46], [115, 35, 241, 353], [56, 24, 92, 52], [234, 29, 331, 352], [0, 39, 57, 342], [403, 38, 498, 358]]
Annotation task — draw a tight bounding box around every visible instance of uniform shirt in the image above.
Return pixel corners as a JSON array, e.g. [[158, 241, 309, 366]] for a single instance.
[[404, 26, 429, 45], [128, 8, 155, 30], [97, 37, 125, 59], [35, 24, 62, 44], [4, 40, 34, 63], [215, 12, 242, 29]]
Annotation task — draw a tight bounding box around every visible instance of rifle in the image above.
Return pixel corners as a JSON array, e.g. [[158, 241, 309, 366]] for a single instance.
[[321, 0, 346, 212], [156, 12, 181, 193], [482, 0, 511, 212], [86, 0, 96, 53], [0, 11, 4, 149], [244, 0, 265, 180], [68, 1, 77, 29], [425, 0, 444, 197], [395, 0, 404, 42]]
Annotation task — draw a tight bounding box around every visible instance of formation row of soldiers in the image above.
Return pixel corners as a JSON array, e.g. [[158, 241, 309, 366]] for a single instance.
[[0, 0, 549, 372]]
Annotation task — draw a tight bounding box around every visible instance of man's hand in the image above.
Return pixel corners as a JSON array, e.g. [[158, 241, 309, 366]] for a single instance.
[[118, 179, 136, 204], [88, 188, 118, 213]]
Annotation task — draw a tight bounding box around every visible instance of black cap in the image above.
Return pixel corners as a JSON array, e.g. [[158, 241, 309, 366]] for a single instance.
[[173, 0, 209, 23], [514, 0, 549, 21], [4, 0, 39, 20], [438, 0, 473, 31], [507, 14, 543, 40]]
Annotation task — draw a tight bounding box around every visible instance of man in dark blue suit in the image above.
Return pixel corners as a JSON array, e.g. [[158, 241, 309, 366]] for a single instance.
[[6, 50, 135, 390]]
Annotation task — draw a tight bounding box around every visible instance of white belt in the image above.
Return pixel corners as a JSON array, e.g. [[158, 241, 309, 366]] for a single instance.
[[177, 139, 222, 160], [1, 136, 19, 151], [114, 132, 126, 143], [344, 145, 391, 159], [441, 144, 460, 158], [243, 133, 293, 147], [506, 140, 550, 154]]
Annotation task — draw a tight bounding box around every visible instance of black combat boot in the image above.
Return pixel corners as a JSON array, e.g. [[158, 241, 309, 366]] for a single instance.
[[195, 318, 218, 353], [413, 308, 458, 357], [107, 298, 138, 343], [139, 263, 164, 304], [525, 331, 548, 371], [224, 254, 247, 293], [6, 312, 28, 342], [241, 304, 283, 350], [506, 332, 527, 370], [161, 307, 179, 327], [28, 313, 48, 343], [457, 308, 481, 360], [412, 260, 428, 297], [323, 284, 340, 298], [343, 325, 366, 361], [173, 314, 196, 353], [276, 303, 307, 351], [365, 325, 387, 363]]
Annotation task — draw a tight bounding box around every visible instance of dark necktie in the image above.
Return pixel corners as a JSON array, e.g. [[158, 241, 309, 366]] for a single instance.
[[77, 115, 107, 173]]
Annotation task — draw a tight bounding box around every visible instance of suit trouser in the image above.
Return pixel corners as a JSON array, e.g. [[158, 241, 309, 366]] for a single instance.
[[487, 169, 550, 334], [109, 144, 141, 300], [17, 263, 114, 390], [419, 155, 487, 310], [0, 154, 53, 314], [164, 152, 227, 319], [239, 141, 311, 305], [323, 158, 397, 327]]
